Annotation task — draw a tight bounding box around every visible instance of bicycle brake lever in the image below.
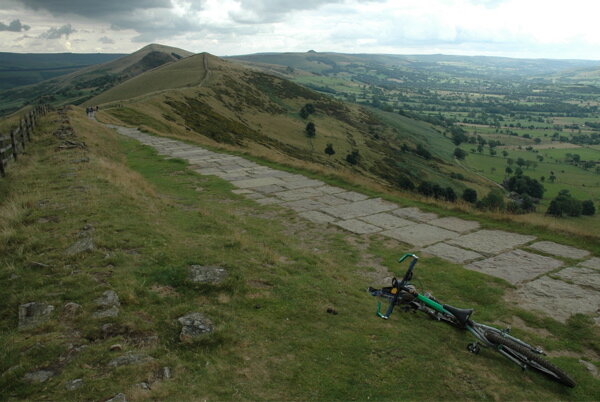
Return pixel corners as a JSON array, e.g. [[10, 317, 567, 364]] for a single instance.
[[376, 302, 390, 319]]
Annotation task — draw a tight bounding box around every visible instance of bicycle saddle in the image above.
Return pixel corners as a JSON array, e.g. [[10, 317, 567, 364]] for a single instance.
[[443, 304, 473, 326]]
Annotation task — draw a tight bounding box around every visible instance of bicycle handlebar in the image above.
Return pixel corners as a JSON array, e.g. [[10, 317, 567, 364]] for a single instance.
[[376, 254, 419, 319]]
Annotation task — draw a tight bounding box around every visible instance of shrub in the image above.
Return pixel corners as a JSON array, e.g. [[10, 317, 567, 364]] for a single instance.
[[582, 200, 596, 216], [346, 150, 360, 165], [546, 190, 582, 217], [453, 148, 467, 160], [462, 188, 477, 203]]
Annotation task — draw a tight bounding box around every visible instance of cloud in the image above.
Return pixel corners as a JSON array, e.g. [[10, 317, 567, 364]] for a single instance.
[[99, 36, 115, 44], [0, 18, 30, 31], [39, 23, 76, 39], [18, 0, 173, 18]]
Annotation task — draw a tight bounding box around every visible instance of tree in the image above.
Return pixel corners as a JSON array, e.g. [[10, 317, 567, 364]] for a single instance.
[[324, 143, 335, 157], [505, 174, 545, 199], [300, 103, 315, 119], [444, 187, 457, 202], [453, 147, 467, 160], [582, 200, 596, 216], [305, 122, 316, 138], [346, 150, 360, 165], [505, 166, 513, 176], [478, 189, 505, 211], [502, 150, 509, 158], [462, 188, 477, 203], [418, 181, 434, 197], [546, 190, 582, 217]]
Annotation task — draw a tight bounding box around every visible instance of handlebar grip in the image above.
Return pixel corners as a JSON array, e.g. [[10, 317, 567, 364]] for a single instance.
[[398, 253, 418, 263]]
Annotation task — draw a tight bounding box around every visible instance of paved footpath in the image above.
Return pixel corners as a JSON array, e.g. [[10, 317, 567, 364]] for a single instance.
[[108, 124, 600, 324]]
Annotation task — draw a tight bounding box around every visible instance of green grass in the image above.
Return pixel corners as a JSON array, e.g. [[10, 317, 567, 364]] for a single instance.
[[2, 108, 598, 401]]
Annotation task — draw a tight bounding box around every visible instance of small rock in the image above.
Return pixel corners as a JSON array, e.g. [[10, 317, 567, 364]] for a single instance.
[[24, 370, 55, 383], [64, 302, 82, 316], [178, 312, 213, 341], [110, 344, 123, 352], [188, 265, 228, 284], [95, 290, 120, 308], [93, 306, 120, 319], [108, 353, 153, 368], [136, 382, 151, 390], [106, 393, 127, 402], [579, 359, 599, 378], [158, 366, 171, 380], [65, 237, 95, 256], [65, 378, 84, 391], [18, 302, 55, 328]]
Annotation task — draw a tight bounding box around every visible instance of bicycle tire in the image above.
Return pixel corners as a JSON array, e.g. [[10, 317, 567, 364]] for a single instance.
[[485, 331, 576, 388]]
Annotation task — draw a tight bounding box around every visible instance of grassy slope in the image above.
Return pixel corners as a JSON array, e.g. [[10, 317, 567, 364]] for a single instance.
[[87, 53, 486, 203], [1, 107, 598, 400], [0, 44, 194, 116]]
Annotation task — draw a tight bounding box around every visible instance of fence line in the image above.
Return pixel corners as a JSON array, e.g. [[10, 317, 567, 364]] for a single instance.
[[0, 105, 50, 177]]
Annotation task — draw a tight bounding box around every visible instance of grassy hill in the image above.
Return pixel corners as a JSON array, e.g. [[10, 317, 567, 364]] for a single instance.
[[1, 106, 598, 400], [0, 44, 193, 116], [86, 52, 491, 204]]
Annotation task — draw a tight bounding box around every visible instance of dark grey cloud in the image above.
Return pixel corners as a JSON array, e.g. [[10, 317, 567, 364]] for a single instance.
[[14, 0, 208, 41], [230, 0, 345, 23], [39, 23, 75, 39], [18, 0, 173, 18], [99, 36, 115, 44], [0, 18, 30, 31]]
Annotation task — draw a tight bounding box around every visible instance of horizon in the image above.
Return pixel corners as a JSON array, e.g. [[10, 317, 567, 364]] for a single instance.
[[2, 1, 600, 60], [3, 46, 600, 63]]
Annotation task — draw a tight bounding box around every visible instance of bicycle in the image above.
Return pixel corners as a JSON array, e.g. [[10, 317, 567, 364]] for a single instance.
[[368, 253, 576, 388]]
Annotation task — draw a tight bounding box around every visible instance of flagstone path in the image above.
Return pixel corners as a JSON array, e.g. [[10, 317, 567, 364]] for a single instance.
[[107, 124, 600, 325]]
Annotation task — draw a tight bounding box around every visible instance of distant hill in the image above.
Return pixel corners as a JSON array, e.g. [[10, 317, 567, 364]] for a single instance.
[[86, 51, 491, 197], [0, 52, 125, 90], [228, 52, 600, 80], [0, 44, 194, 116]]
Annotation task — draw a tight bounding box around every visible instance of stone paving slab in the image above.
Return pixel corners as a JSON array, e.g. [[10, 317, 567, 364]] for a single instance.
[[255, 198, 284, 205], [298, 211, 337, 224], [279, 178, 325, 189], [579, 257, 600, 270], [381, 224, 459, 247], [317, 195, 351, 206], [274, 187, 324, 201], [358, 213, 416, 230], [318, 185, 346, 195], [528, 241, 590, 260], [335, 191, 369, 202], [282, 199, 327, 212], [333, 219, 382, 234], [231, 177, 286, 189], [465, 249, 563, 284], [421, 242, 483, 264], [392, 207, 438, 222], [447, 230, 536, 255], [428, 217, 480, 234], [514, 276, 600, 323], [553, 266, 600, 289], [252, 184, 287, 194], [321, 198, 396, 220]]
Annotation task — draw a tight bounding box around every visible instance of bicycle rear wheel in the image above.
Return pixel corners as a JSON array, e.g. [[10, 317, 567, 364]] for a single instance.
[[485, 331, 576, 388]]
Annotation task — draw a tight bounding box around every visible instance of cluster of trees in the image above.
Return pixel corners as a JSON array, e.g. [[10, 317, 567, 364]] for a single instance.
[[417, 181, 457, 202], [401, 143, 433, 160], [546, 190, 596, 217], [299, 103, 316, 119]]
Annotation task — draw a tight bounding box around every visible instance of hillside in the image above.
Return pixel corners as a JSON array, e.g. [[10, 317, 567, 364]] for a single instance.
[[0, 44, 193, 116], [1, 105, 598, 400], [0, 52, 125, 91], [85, 52, 492, 202]]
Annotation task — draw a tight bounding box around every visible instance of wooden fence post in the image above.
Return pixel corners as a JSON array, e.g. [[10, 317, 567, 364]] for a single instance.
[[10, 128, 18, 161], [19, 119, 26, 150]]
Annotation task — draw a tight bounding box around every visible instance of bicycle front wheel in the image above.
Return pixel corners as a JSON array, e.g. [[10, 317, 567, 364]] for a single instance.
[[485, 331, 576, 388]]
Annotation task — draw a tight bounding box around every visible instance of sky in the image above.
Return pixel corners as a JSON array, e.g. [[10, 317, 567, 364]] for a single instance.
[[1, 0, 600, 60]]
